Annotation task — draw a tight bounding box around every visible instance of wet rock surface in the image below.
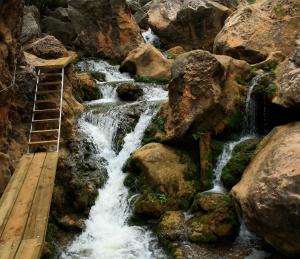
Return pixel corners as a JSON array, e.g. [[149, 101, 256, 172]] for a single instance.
[[116, 82, 143, 102], [231, 122, 300, 256]]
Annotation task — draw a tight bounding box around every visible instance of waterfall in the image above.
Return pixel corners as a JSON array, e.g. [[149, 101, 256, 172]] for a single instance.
[[62, 60, 168, 259], [209, 78, 258, 193], [244, 76, 259, 135], [142, 28, 161, 48]]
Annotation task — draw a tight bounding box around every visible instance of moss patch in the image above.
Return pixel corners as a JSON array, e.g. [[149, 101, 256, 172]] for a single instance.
[[221, 138, 260, 189]]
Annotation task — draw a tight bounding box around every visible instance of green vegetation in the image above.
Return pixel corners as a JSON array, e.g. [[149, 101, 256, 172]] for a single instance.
[[225, 111, 243, 132], [147, 193, 168, 205], [135, 76, 169, 85], [221, 138, 260, 189], [235, 76, 247, 86], [142, 115, 165, 144], [247, 0, 256, 4]]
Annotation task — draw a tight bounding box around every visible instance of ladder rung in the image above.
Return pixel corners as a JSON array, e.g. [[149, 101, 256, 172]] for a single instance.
[[35, 99, 59, 104], [33, 109, 60, 114], [31, 129, 59, 134], [36, 90, 61, 95], [32, 119, 59, 124], [28, 140, 58, 145], [38, 81, 61, 86]]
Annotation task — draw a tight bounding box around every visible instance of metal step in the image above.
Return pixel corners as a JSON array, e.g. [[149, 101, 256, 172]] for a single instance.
[[32, 119, 59, 124], [28, 140, 58, 146], [31, 129, 59, 134], [33, 109, 60, 114]]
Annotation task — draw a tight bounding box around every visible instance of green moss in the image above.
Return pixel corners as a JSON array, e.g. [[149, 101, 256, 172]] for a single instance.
[[142, 115, 165, 144], [221, 138, 260, 189], [235, 76, 247, 86], [147, 193, 168, 205], [90, 71, 106, 82], [225, 111, 243, 132], [135, 76, 169, 85]]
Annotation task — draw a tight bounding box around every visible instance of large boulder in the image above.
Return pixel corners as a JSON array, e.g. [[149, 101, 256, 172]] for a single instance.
[[131, 143, 197, 199], [148, 0, 231, 51], [273, 39, 300, 108], [125, 143, 198, 218], [20, 5, 41, 44], [41, 16, 76, 46], [214, 0, 300, 64], [231, 122, 300, 256], [67, 0, 143, 60], [154, 50, 249, 142], [120, 43, 173, 81], [24, 35, 68, 59]]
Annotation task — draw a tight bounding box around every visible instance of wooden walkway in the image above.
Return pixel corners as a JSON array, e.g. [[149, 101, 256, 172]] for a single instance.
[[0, 152, 58, 259]]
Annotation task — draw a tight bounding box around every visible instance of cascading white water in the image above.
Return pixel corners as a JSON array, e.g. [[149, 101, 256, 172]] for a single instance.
[[142, 28, 161, 48], [63, 60, 168, 259], [244, 76, 259, 135], [210, 135, 254, 193]]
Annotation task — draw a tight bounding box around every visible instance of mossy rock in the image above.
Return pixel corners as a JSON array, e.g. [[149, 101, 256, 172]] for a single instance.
[[221, 138, 260, 190], [157, 211, 186, 242], [90, 71, 106, 82], [187, 192, 239, 244], [116, 83, 143, 102]]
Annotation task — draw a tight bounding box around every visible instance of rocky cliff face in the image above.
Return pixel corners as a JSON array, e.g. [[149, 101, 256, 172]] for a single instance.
[[0, 0, 24, 193], [67, 0, 143, 60]]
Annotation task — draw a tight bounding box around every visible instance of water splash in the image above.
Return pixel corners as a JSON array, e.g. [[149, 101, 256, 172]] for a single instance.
[[63, 60, 168, 259], [142, 28, 161, 48]]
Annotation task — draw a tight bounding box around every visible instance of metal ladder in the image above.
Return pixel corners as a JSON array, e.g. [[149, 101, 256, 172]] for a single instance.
[[28, 67, 65, 153]]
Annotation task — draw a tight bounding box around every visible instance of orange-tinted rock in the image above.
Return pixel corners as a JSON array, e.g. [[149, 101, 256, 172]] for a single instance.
[[214, 0, 300, 63], [273, 39, 300, 108], [68, 0, 143, 60], [231, 122, 300, 256], [120, 43, 173, 80], [155, 50, 249, 142]]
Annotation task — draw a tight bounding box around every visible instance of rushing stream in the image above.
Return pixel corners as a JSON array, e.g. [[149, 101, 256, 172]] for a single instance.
[[61, 59, 271, 258], [63, 60, 167, 258]]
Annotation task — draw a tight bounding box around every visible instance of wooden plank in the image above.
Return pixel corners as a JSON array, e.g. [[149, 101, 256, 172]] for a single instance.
[[23, 152, 58, 241], [33, 109, 60, 114], [0, 153, 47, 242], [0, 154, 34, 236], [0, 240, 21, 259], [14, 239, 43, 259], [35, 54, 76, 69]]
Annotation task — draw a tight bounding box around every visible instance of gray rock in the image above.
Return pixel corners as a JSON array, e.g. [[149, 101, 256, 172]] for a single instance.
[[20, 6, 41, 43], [41, 16, 76, 46]]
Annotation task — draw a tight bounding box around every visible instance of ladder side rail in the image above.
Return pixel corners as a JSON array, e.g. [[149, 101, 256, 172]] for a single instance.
[[28, 69, 41, 153], [56, 67, 64, 152]]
